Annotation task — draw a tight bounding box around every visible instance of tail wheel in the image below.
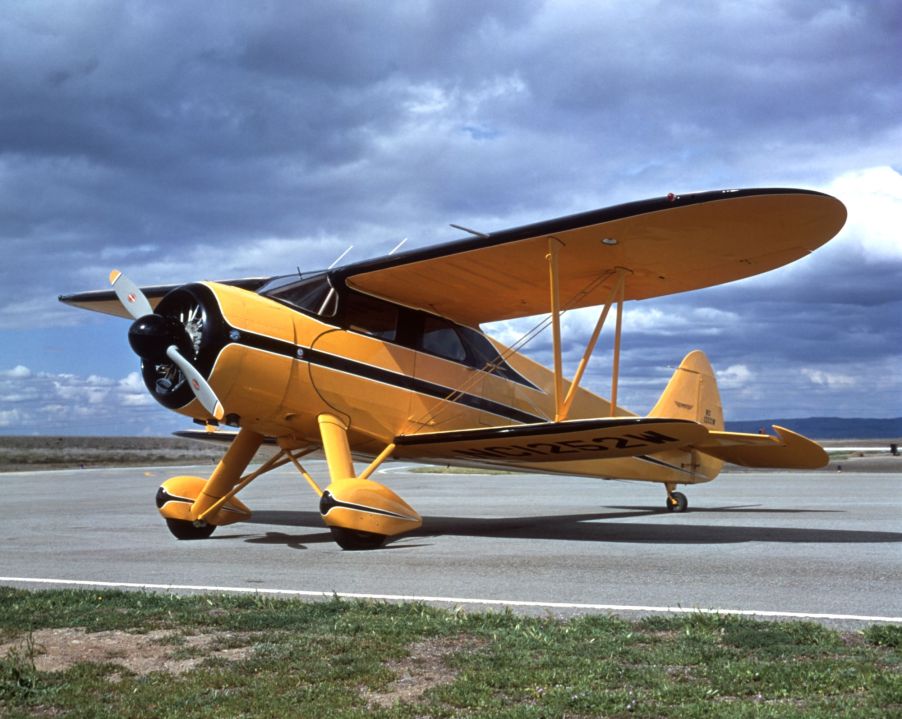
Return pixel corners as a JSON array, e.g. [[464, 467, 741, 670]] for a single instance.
[[666, 491, 688, 513], [330, 526, 386, 550], [164, 518, 216, 540]]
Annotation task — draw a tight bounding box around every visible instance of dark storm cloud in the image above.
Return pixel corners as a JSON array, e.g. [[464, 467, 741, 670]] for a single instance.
[[3, 2, 899, 249]]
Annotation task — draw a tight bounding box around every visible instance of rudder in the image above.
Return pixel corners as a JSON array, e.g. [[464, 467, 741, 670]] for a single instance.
[[648, 350, 725, 482], [649, 350, 724, 430]]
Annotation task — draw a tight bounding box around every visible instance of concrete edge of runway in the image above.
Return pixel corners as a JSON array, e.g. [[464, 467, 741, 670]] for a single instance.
[[2, 576, 899, 629]]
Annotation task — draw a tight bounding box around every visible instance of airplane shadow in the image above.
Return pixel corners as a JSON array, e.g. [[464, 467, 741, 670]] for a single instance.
[[606, 505, 843, 515], [243, 507, 902, 547]]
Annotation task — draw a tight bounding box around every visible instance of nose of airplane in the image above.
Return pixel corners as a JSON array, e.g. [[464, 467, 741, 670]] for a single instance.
[[127, 313, 191, 361], [109, 271, 228, 420]]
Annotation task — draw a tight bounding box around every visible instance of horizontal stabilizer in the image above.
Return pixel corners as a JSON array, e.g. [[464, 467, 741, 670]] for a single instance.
[[393, 417, 708, 464], [696, 425, 828, 469]]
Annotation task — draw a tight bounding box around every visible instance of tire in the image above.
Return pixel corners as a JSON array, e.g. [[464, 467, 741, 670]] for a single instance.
[[666, 491, 688, 513], [330, 526, 386, 550], [164, 518, 216, 540]]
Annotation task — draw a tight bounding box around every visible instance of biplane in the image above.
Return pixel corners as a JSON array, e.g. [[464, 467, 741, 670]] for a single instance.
[[60, 188, 847, 549]]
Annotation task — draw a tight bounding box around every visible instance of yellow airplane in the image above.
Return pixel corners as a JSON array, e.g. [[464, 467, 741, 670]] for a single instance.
[[60, 188, 847, 549]]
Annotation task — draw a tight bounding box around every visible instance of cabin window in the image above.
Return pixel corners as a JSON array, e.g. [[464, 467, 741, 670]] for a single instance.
[[459, 326, 535, 387], [419, 316, 467, 362], [341, 292, 398, 341], [264, 274, 533, 387]]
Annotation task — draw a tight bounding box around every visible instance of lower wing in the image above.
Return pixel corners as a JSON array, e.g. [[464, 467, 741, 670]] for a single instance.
[[394, 419, 827, 470], [393, 417, 707, 464], [171, 420, 828, 471]]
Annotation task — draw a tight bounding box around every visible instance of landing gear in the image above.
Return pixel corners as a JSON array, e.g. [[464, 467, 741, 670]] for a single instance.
[[164, 518, 216, 540], [317, 415, 422, 549], [666, 491, 688, 513], [156, 431, 262, 542], [330, 526, 386, 551], [155, 420, 420, 551]]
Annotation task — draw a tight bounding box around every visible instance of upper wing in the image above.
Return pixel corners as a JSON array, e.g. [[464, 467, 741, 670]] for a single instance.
[[59, 277, 271, 318], [338, 188, 846, 326], [393, 417, 709, 464]]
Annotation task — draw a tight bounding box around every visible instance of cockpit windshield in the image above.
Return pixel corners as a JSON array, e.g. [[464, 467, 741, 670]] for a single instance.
[[260, 272, 337, 317]]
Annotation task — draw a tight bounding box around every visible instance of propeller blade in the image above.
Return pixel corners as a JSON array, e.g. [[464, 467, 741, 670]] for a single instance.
[[165, 345, 225, 421], [109, 269, 153, 319]]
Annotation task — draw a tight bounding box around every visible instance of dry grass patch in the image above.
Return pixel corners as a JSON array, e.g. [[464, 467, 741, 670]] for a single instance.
[[363, 634, 487, 708], [0, 628, 254, 676]]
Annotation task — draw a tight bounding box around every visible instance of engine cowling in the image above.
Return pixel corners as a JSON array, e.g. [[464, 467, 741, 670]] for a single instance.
[[137, 283, 229, 411]]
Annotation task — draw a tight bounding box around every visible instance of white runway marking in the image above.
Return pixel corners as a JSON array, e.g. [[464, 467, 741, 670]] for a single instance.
[[2, 576, 899, 624]]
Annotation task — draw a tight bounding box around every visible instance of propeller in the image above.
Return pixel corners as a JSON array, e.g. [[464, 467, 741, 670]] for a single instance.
[[109, 270, 153, 319], [164, 345, 224, 421], [110, 270, 224, 421]]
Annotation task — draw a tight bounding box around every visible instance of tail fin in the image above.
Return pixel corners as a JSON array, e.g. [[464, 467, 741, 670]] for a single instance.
[[648, 351, 828, 471], [649, 350, 725, 482], [649, 350, 724, 430]]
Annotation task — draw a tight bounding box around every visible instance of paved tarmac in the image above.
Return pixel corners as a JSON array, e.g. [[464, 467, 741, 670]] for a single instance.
[[1, 462, 899, 626]]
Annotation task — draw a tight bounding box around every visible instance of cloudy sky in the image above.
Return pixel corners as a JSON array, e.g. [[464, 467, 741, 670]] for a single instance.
[[1, 0, 900, 435]]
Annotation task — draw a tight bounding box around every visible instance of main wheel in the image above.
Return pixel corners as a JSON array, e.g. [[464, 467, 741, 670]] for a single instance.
[[330, 526, 386, 550], [666, 491, 688, 513], [164, 518, 216, 540]]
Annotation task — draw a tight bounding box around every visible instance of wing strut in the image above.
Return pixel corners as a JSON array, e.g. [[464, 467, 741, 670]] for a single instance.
[[546, 235, 630, 422], [610, 275, 625, 417], [547, 238, 565, 419], [557, 268, 628, 421]]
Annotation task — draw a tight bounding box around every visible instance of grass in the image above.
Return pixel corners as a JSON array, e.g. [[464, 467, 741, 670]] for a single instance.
[[0, 588, 899, 718], [0, 436, 226, 471]]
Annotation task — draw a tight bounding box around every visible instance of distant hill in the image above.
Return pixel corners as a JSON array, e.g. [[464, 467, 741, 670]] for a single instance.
[[725, 417, 902, 440]]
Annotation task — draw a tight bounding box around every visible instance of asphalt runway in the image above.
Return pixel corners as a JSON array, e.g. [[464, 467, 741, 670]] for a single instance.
[[1, 461, 899, 626]]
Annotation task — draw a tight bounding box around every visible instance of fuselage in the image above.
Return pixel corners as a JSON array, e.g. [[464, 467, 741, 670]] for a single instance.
[[144, 273, 708, 486]]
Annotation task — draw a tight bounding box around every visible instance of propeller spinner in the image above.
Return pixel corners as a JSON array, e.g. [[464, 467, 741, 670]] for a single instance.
[[110, 270, 224, 421]]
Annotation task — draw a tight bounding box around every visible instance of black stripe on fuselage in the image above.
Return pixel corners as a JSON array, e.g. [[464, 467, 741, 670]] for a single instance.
[[230, 329, 544, 425], [635, 453, 696, 476]]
